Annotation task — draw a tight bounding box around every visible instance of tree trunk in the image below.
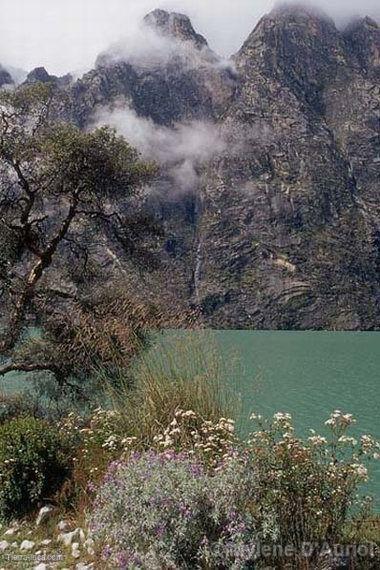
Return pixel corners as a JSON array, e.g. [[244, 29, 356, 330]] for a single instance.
[[0, 193, 79, 353]]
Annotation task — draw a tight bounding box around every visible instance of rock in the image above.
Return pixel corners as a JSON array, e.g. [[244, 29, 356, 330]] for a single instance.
[[76, 564, 94, 570], [34, 564, 48, 570], [40, 539, 52, 546], [57, 520, 70, 532], [58, 528, 83, 548], [25, 67, 54, 84], [143, 9, 209, 50], [71, 542, 80, 558], [11, 542, 18, 548], [0, 541, 9, 552], [4, 528, 17, 536], [20, 539, 35, 550], [63, 7, 380, 330], [36, 505, 55, 526], [7, 6, 380, 331], [84, 537, 95, 555]]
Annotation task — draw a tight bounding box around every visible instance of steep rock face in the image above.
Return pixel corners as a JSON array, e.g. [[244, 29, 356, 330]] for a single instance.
[[0, 64, 13, 88], [193, 7, 380, 328]]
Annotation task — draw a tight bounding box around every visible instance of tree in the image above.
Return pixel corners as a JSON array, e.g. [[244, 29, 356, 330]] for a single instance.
[[0, 83, 163, 381]]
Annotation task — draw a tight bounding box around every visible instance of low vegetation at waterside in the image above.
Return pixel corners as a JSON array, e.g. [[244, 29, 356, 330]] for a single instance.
[[0, 373, 379, 570]]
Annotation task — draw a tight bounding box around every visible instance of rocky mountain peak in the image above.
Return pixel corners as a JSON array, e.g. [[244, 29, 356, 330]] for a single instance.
[[24, 67, 73, 87], [143, 9, 208, 50], [344, 16, 380, 72], [236, 4, 347, 113], [25, 67, 54, 84], [0, 64, 13, 88], [240, 3, 339, 55], [270, 2, 332, 21]]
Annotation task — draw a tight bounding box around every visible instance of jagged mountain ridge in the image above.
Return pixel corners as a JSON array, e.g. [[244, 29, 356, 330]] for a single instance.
[[3, 6, 379, 329], [195, 6, 380, 328]]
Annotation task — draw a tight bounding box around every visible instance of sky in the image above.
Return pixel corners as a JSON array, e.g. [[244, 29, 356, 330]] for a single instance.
[[0, 0, 379, 76]]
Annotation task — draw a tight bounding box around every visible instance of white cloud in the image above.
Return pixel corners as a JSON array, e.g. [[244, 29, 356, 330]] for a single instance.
[[0, 1, 378, 76], [94, 104, 227, 193]]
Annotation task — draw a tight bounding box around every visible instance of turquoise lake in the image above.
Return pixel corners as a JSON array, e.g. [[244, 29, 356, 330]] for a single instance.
[[2, 331, 379, 506]]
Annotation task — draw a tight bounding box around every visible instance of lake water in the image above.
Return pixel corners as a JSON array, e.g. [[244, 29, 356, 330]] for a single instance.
[[2, 330, 379, 506]]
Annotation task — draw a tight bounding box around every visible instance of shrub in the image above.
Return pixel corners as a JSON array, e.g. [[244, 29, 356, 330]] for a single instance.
[[244, 410, 380, 567], [0, 416, 71, 521], [90, 451, 257, 569], [57, 405, 238, 512], [89, 410, 380, 569]]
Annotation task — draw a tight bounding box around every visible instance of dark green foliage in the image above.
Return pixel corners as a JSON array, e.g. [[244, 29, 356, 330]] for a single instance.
[[0, 416, 71, 521]]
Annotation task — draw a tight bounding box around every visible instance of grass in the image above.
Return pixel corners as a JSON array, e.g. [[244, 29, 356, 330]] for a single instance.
[[106, 331, 241, 445]]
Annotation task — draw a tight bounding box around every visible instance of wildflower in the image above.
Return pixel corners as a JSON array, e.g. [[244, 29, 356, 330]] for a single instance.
[[183, 410, 196, 418], [338, 436, 357, 446], [308, 435, 327, 446], [350, 464, 368, 481], [325, 410, 356, 428], [360, 434, 379, 454]]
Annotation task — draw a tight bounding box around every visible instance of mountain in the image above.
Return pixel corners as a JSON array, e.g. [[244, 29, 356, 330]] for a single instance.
[[0, 64, 13, 88], [23, 6, 380, 329], [194, 7, 380, 328], [64, 10, 236, 128]]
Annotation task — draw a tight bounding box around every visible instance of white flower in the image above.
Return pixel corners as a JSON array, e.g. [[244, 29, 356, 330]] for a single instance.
[[325, 410, 356, 428], [250, 412, 262, 421], [360, 435, 378, 454], [351, 464, 368, 481], [121, 437, 137, 446], [183, 410, 196, 418], [338, 436, 357, 446], [308, 435, 327, 446], [273, 412, 293, 430], [273, 412, 292, 422]]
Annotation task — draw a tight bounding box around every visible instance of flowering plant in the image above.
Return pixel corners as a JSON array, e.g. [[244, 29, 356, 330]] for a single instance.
[[244, 410, 380, 562], [88, 409, 379, 568], [90, 451, 258, 569]]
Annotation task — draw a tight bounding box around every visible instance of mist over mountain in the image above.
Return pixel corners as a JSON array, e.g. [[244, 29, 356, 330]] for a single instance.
[[1, 4, 380, 329]]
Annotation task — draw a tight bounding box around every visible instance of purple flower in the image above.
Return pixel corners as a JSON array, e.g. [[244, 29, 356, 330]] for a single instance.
[[102, 545, 112, 560], [154, 523, 166, 538]]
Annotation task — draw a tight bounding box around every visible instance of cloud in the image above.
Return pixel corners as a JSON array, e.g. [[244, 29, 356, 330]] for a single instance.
[[94, 104, 227, 194], [0, 1, 378, 75], [96, 19, 217, 71]]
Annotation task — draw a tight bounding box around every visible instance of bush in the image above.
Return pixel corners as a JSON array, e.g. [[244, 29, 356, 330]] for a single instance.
[[243, 410, 380, 567], [89, 410, 380, 569], [0, 416, 71, 521], [90, 451, 257, 569]]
